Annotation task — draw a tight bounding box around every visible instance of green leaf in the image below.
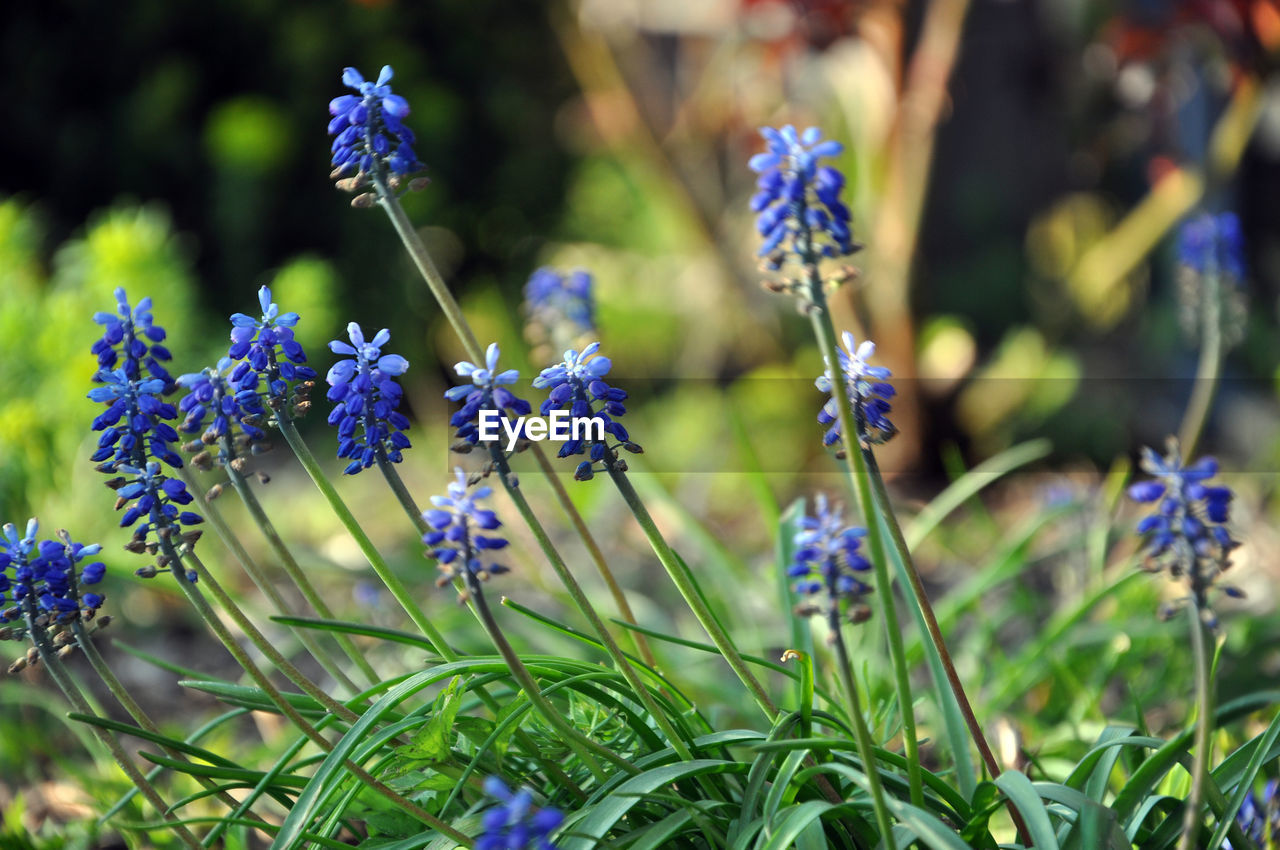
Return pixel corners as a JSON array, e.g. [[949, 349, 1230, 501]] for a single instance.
[[994, 771, 1060, 850], [395, 677, 462, 762], [1207, 706, 1280, 850]]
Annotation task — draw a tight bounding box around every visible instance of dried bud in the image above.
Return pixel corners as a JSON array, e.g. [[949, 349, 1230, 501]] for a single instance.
[[135, 565, 158, 579], [351, 193, 376, 209], [104, 477, 126, 490], [57, 645, 76, 659], [408, 177, 431, 192], [847, 604, 873, 625], [8, 657, 27, 675], [256, 471, 271, 485], [206, 484, 223, 501], [335, 176, 363, 193], [292, 401, 311, 417], [96, 616, 113, 630], [26, 647, 39, 666], [450, 441, 474, 454]]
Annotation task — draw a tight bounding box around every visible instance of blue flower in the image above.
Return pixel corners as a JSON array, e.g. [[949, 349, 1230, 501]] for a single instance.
[[177, 357, 270, 466], [1225, 779, 1278, 849], [325, 322, 412, 475], [111, 460, 203, 548], [788, 495, 872, 618], [815, 331, 896, 452], [1179, 212, 1245, 280], [477, 776, 562, 850], [423, 470, 510, 584], [1129, 443, 1239, 621], [90, 287, 175, 387], [0, 520, 107, 626], [329, 65, 420, 179], [749, 125, 855, 265], [89, 368, 184, 471], [228, 286, 317, 407], [532, 342, 639, 481], [525, 267, 596, 337], [446, 343, 532, 448]]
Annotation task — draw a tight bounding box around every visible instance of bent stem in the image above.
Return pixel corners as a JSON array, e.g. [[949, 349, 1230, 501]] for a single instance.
[[181, 465, 368, 694], [605, 461, 779, 722], [22, 611, 203, 850], [69, 621, 276, 839], [1177, 269, 1223, 461], [829, 611, 898, 849], [216, 453, 381, 686], [1178, 602, 1215, 850], [158, 538, 470, 845], [803, 281, 923, 808]]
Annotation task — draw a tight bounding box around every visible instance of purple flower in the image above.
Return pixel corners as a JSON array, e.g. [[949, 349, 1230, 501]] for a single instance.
[[227, 286, 317, 408], [524, 267, 595, 336], [532, 342, 639, 481], [445, 343, 532, 449], [477, 776, 562, 850], [788, 494, 872, 615], [423, 470, 510, 583], [0, 520, 108, 626], [329, 65, 421, 178], [749, 125, 856, 266], [177, 357, 270, 466], [815, 331, 896, 452], [325, 323, 412, 475], [90, 287, 174, 387], [1179, 212, 1245, 281]]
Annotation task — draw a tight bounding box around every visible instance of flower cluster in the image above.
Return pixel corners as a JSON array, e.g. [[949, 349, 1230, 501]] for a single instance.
[[0, 520, 106, 629], [524, 267, 596, 340], [1129, 442, 1239, 623], [423, 470, 510, 587], [91, 287, 175, 387], [228, 286, 317, 411], [749, 125, 855, 267], [89, 370, 184, 471], [177, 358, 270, 470], [109, 461, 203, 562], [325, 323, 412, 475], [788, 494, 873, 622], [477, 776, 562, 850], [329, 65, 421, 180], [815, 331, 896, 454], [1179, 212, 1245, 280], [533, 342, 639, 481], [446, 344, 532, 449]]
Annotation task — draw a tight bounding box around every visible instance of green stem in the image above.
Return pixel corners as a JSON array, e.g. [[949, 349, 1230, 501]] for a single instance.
[[181, 465, 368, 694], [829, 612, 898, 849], [1178, 270, 1223, 461], [802, 294, 923, 808], [605, 461, 778, 721], [1178, 602, 1215, 850], [69, 621, 276, 839], [487, 448, 694, 763], [217, 454, 381, 686], [159, 537, 470, 845], [274, 411, 453, 658], [460, 543, 629, 783], [375, 452, 589, 801], [22, 610, 203, 850]]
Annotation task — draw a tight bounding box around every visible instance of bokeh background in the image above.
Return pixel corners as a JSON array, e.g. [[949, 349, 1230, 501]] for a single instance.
[[2, 0, 1279, 845]]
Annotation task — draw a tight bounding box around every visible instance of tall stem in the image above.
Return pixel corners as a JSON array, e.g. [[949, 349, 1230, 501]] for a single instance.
[[803, 286, 923, 808], [273, 411, 453, 658], [605, 462, 778, 721], [181, 465, 368, 694], [22, 610, 203, 850], [487, 448, 695, 762], [216, 454, 381, 685], [1178, 602, 1215, 850], [829, 607, 897, 849], [69, 621, 275, 838], [159, 538, 470, 845], [1178, 270, 1223, 461]]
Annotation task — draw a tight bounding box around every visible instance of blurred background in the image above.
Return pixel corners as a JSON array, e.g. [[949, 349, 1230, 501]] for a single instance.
[[2, 0, 1279, 844]]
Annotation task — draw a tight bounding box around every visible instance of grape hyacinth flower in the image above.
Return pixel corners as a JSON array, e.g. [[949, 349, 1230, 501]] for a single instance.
[[477, 776, 562, 850], [533, 342, 640, 481], [815, 331, 896, 454], [91, 287, 175, 387], [788, 494, 873, 624], [524, 267, 596, 338], [1, 519, 107, 631], [177, 358, 270, 471], [1179, 212, 1245, 281], [1128, 441, 1240, 625], [1225, 779, 1279, 849], [227, 286, 317, 413], [445, 343, 532, 450], [89, 369, 184, 472], [749, 125, 856, 268], [325, 323, 412, 475], [423, 469, 510, 588], [328, 65, 421, 183]]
